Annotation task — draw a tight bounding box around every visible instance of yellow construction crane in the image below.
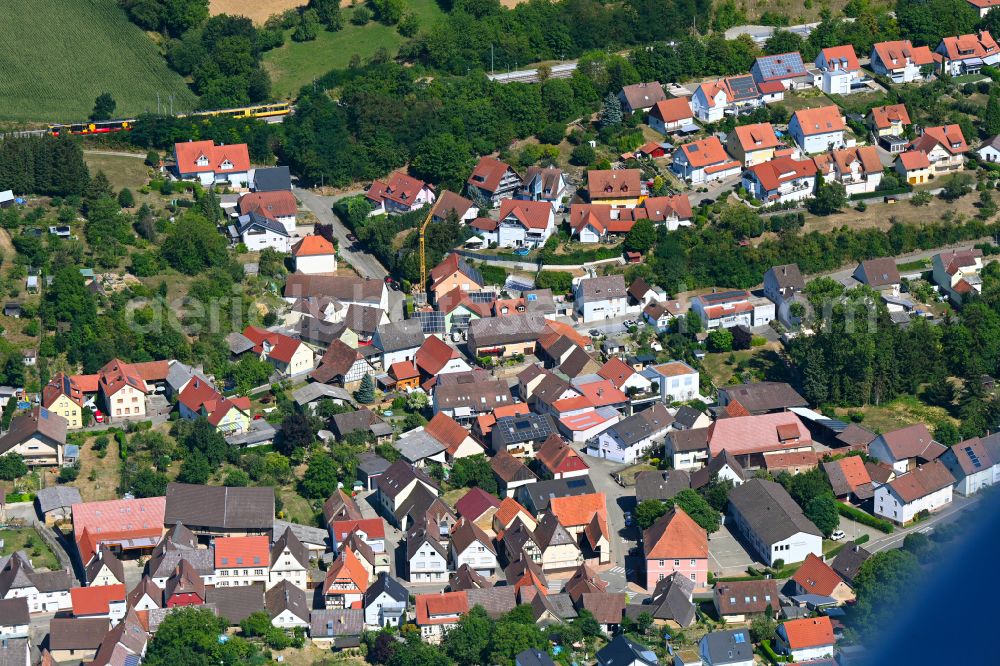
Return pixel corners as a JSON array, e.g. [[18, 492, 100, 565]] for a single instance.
[[418, 200, 442, 304]]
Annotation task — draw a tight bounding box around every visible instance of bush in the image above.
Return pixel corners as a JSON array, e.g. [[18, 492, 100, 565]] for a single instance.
[[838, 502, 894, 533], [351, 6, 372, 25], [570, 143, 596, 166]]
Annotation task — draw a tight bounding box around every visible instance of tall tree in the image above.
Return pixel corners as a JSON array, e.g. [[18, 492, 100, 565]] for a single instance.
[[90, 92, 117, 121]]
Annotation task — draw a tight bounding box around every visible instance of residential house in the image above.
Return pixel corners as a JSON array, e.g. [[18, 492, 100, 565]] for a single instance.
[[236, 210, 291, 252], [491, 413, 558, 458], [812, 145, 883, 195], [330, 409, 392, 445], [434, 190, 478, 224], [596, 635, 660, 666], [933, 247, 984, 303], [671, 137, 741, 184], [214, 536, 270, 588], [0, 406, 65, 466], [238, 190, 297, 233], [500, 518, 543, 567], [475, 199, 555, 248], [518, 649, 558, 666], [164, 559, 206, 607], [751, 52, 811, 89], [867, 104, 911, 144], [690, 75, 761, 123], [869, 423, 946, 474], [330, 518, 386, 556], [363, 572, 408, 629], [536, 434, 590, 479], [309, 608, 364, 649], [936, 31, 1000, 75], [727, 479, 823, 566], [0, 598, 27, 639], [635, 469, 691, 504], [586, 169, 644, 207], [34, 485, 81, 526], [775, 616, 835, 662], [906, 124, 969, 176], [691, 449, 747, 489], [700, 629, 755, 666], [941, 434, 1000, 495], [432, 368, 514, 419], [578, 591, 627, 635], [373, 319, 425, 367], [429, 253, 485, 303], [763, 264, 805, 327], [648, 97, 695, 134], [425, 412, 484, 463], [643, 508, 708, 590], [494, 497, 537, 533], [491, 451, 539, 498], [467, 157, 522, 207], [310, 339, 373, 386], [590, 403, 673, 464], [85, 546, 125, 587], [518, 476, 597, 515], [791, 553, 855, 604], [324, 489, 363, 525], [619, 82, 667, 113], [283, 274, 389, 311], [642, 195, 693, 231], [127, 576, 163, 612], [414, 591, 468, 644], [41, 373, 84, 429], [454, 488, 500, 533], [977, 134, 1000, 163], [450, 518, 498, 577], [322, 547, 369, 609], [874, 460, 955, 524], [598, 357, 654, 396], [173, 140, 250, 188], [575, 275, 629, 323], [73, 495, 166, 565], [366, 172, 435, 215], [70, 584, 126, 624], [47, 617, 108, 662], [292, 235, 337, 274], [970, 0, 1000, 17], [374, 461, 440, 527], [870, 40, 934, 83], [533, 513, 584, 573], [895, 148, 933, 185], [853, 258, 901, 296], [269, 527, 309, 590], [674, 405, 712, 431], [569, 204, 643, 243], [251, 165, 291, 192], [626, 572, 696, 629], [742, 157, 817, 205], [266, 579, 310, 629], [831, 541, 873, 587], [549, 493, 611, 564], [788, 106, 847, 154], [822, 456, 875, 503], [691, 290, 765, 329], [241, 326, 314, 377], [177, 377, 251, 436], [727, 123, 782, 167], [0, 554, 72, 615], [521, 166, 567, 209], [406, 524, 450, 583], [815, 45, 862, 94], [713, 579, 780, 623]]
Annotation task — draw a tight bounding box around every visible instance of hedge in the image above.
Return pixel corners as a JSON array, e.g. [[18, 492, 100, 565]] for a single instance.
[[838, 502, 894, 533], [760, 640, 789, 664], [850, 185, 913, 201], [825, 532, 871, 558]]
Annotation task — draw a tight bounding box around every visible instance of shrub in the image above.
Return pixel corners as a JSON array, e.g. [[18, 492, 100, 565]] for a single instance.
[[838, 502, 894, 533]]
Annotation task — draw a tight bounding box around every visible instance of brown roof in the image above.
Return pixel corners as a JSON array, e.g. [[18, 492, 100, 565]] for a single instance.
[[323, 489, 363, 524], [271, 526, 309, 569], [791, 553, 846, 597], [165, 558, 206, 602], [42, 372, 84, 410], [164, 483, 274, 530], [434, 190, 474, 220], [620, 82, 667, 110], [48, 617, 109, 650], [714, 579, 779, 616], [468, 156, 518, 194], [869, 104, 911, 130], [580, 592, 627, 624], [887, 460, 956, 503], [366, 172, 431, 207], [875, 423, 944, 461], [415, 335, 459, 376], [490, 449, 538, 484], [465, 586, 517, 618], [0, 405, 66, 454], [449, 564, 493, 592], [310, 339, 362, 384], [425, 412, 476, 456], [283, 274, 384, 304], [856, 258, 900, 287], [587, 169, 642, 201], [85, 546, 125, 586]]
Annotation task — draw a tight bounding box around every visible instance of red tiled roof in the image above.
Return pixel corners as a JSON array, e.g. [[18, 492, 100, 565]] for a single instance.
[[324, 547, 370, 595], [536, 434, 589, 475], [869, 104, 911, 130], [366, 172, 431, 207], [415, 591, 469, 625], [389, 361, 419, 381], [241, 326, 303, 364], [330, 518, 386, 543], [819, 45, 860, 71], [733, 123, 781, 152], [597, 358, 634, 389], [940, 31, 999, 61], [568, 204, 644, 235], [792, 553, 846, 597], [832, 456, 872, 491], [42, 372, 84, 409], [292, 235, 335, 257], [495, 497, 531, 527], [897, 150, 930, 170], [643, 507, 708, 559], [872, 40, 933, 69], [468, 156, 516, 194], [576, 380, 627, 407], [175, 140, 250, 174], [746, 157, 817, 192], [71, 584, 125, 616], [781, 616, 835, 650], [415, 335, 458, 376], [792, 106, 845, 136], [214, 536, 270, 569], [498, 199, 552, 230], [425, 412, 478, 456], [679, 136, 730, 168], [914, 124, 969, 155], [641, 194, 692, 222], [757, 80, 785, 94], [550, 493, 606, 529], [98, 359, 147, 397], [649, 97, 693, 124], [72, 497, 166, 563], [469, 217, 499, 232], [238, 190, 296, 219]]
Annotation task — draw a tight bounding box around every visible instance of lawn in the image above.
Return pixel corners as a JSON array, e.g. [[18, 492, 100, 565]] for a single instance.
[[0, 0, 197, 123], [83, 152, 151, 192], [75, 435, 121, 503], [278, 486, 318, 526], [263, 0, 447, 99], [0, 527, 61, 570], [834, 394, 959, 435], [700, 343, 788, 389], [800, 188, 983, 235]]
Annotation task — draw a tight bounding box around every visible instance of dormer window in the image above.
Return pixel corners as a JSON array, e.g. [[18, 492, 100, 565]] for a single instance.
[[196, 154, 209, 166], [220, 159, 233, 171]]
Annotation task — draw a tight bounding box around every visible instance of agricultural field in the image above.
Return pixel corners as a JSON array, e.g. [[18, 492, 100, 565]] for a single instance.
[[0, 0, 197, 124], [263, 0, 447, 98], [210, 0, 306, 24]]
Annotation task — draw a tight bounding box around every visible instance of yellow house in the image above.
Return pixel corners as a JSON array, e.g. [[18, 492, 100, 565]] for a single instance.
[[42, 373, 84, 429], [587, 169, 645, 208], [243, 326, 315, 377], [867, 104, 911, 138], [727, 122, 782, 167], [208, 399, 252, 435], [895, 151, 931, 185]]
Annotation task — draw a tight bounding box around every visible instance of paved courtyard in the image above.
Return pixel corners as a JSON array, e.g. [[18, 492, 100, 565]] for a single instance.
[[708, 522, 759, 576]]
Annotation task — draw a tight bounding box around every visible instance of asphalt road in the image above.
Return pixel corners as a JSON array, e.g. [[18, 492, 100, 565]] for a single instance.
[[293, 187, 387, 280]]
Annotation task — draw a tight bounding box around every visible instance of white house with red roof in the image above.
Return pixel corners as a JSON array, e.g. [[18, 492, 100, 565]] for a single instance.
[[788, 106, 847, 154], [775, 616, 835, 662], [474, 199, 554, 248], [812, 146, 883, 195], [870, 40, 935, 83], [641, 195, 693, 231], [467, 156, 522, 207], [742, 157, 818, 205], [214, 536, 270, 587], [905, 124, 969, 176], [415, 591, 468, 644], [237, 190, 297, 233], [647, 98, 694, 134], [173, 140, 250, 188], [936, 30, 1000, 75], [690, 76, 762, 123], [330, 518, 387, 554], [177, 375, 251, 435], [671, 136, 741, 184], [96, 359, 157, 421], [292, 235, 337, 274], [969, 0, 1000, 17], [932, 248, 985, 303], [815, 45, 862, 94], [366, 172, 436, 216], [568, 204, 642, 243], [242, 326, 315, 377]]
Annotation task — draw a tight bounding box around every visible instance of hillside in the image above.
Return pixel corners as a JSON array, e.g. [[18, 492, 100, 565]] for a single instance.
[[0, 0, 197, 124]]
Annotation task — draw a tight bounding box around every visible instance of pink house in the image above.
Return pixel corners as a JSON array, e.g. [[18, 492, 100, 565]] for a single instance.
[[642, 507, 708, 591]]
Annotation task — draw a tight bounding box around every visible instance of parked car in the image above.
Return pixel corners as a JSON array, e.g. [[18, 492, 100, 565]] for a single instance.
[[624, 512, 633, 527], [588, 329, 602, 337], [346, 233, 358, 243], [830, 530, 846, 541]]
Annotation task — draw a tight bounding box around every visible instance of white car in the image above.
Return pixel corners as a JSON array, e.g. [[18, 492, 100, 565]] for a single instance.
[[830, 530, 846, 541]]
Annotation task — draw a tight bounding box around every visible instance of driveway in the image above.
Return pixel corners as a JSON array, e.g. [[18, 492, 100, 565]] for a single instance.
[[294, 187, 388, 281], [866, 493, 977, 553], [708, 522, 759, 576]]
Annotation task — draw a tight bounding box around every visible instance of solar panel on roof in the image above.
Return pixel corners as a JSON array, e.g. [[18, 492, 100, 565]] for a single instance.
[[756, 53, 805, 80], [414, 311, 445, 334], [468, 291, 497, 304], [734, 633, 747, 644], [727, 75, 759, 100]]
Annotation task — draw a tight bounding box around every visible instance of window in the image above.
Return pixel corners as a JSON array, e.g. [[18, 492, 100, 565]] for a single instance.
[[690, 559, 697, 566], [658, 560, 664, 567], [690, 573, 697, 581], [658, 574, 664, 581], [673, 559, 680, 566]]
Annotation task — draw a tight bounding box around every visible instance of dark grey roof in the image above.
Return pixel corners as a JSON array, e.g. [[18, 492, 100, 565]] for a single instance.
[[643, 572, 695, 626], [608, 403, 673, 447], [519, 476, 596, 513], [719, 381, 808, 413], [728, 479, 822, 544], [449, 564, 493, 591], [713, 579, 780, 617], [700, 629, 753, 665], [492, 413, 556, 448], [765, 264, 804, 294], [395, 429, 447, 463], [377, 460, 439, 500], [534, 513, 577, 549], [358, 452, 392, 477], [830, 541, 872, 586], [271, 526, 310, 569], [85, 546, 125, 585], [310, 609, 363, 637], [331, 408, 391, 439], [284, 274, 385, 305], [292, 383, 354, 406], [164, 483, 275, 531], [577, 275, 627, 303], [35, 485, 82, 514], [667, 427, 710, 454], [596, 634, 659, 666], [273, 520, 327, 549], [364, 572, 408, 605], [405, 522, 448, 560], [516, 649, 557, 666], [635, 469, 691, 503], [673, 405, 706, 429], [376, 320, 425, 353], [559, 346, 599, 379], [238, 210, 289, 237], [0, 639, 27, 666], [265, 579, 309, 622], [48, 617, 109, 650], [0, 597, 28, 626], [253, 166, 292, 192], [691, 450, 746, 489], [530, 592, 577, 624]]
